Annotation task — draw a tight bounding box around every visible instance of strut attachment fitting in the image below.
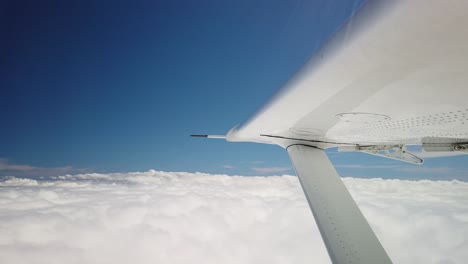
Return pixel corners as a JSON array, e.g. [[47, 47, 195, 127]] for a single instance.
[[453, 144, 468, 153], [338, 145, 423, 164]]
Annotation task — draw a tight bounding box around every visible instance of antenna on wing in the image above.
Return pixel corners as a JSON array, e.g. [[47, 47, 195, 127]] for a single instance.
[[190, 134, 226, 139]]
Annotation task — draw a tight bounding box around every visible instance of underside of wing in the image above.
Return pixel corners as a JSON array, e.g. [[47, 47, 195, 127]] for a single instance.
[[227, 0, 468, 148]]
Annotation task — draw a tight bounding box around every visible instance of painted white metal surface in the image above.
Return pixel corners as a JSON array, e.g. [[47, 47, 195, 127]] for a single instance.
[[226, 0, 468, 147], [288, 145, 393, 264]]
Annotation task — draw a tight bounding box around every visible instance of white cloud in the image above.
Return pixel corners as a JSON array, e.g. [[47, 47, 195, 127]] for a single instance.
[[0, 159, 89, 177], [0, 159, 36, 171], [0, 171, 467, 264], [335, 163, 468, 180]]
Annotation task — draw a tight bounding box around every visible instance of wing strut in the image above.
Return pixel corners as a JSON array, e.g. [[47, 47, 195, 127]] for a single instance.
[[287, 145, 392, 264]]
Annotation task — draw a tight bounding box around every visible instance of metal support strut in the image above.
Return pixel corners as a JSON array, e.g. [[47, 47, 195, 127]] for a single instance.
[[287, 145, 393, 264]]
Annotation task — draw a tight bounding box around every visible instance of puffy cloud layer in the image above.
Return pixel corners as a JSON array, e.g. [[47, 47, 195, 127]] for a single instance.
[[0, 171, 467, 264]]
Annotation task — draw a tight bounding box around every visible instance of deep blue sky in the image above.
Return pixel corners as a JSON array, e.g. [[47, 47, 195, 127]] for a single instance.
[[2, 0, 467, 180]]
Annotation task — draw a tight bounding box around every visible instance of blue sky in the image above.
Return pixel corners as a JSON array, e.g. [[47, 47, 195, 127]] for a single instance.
[[1, 0, 467, 180]]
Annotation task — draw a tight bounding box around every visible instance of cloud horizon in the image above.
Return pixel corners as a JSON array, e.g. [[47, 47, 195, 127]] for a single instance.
[[0, 170, 467, 264]]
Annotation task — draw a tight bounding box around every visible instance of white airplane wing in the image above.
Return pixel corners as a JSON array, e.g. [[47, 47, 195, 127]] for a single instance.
[[194, 1, 468, 263], [227, 0, 468, 153]]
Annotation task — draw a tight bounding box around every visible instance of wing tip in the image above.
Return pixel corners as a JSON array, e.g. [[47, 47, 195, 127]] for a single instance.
[[190, 134, 208, 138]]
